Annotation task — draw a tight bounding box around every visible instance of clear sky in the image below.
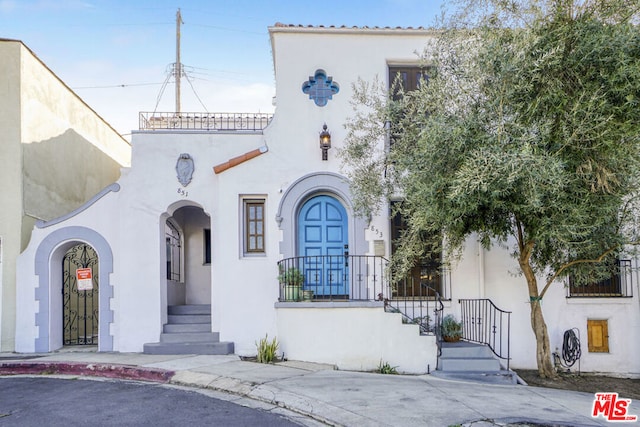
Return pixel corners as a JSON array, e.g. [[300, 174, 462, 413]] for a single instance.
[[1, 0, 446, 138]]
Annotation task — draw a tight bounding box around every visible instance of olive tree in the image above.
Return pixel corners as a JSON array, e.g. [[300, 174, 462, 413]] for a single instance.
[[341, 0, 640, 377]]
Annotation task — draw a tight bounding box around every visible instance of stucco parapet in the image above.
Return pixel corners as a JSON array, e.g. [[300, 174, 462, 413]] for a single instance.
[[274, 301, 384, 309], [36, 183, 120, 229]]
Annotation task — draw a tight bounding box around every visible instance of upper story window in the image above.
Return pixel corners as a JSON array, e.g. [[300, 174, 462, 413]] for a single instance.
[[388, 66, 430, 99], [567, 259, 633, 297]]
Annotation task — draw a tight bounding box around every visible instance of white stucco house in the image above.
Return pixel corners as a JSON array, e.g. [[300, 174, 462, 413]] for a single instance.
[[14, 25, 640, 377], [0, 39, 131, 353]]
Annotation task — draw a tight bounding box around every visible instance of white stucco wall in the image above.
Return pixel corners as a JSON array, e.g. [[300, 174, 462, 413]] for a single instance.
[[277, 303, 438, 374]]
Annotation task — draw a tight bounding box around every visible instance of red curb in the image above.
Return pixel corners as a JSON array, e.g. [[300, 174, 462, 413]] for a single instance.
[[0, 361, 175, 383]]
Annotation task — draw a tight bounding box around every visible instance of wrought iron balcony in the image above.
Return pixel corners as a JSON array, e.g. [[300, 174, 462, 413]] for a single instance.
[[277, 255, 451, 336], [139, 112, 273, 131]]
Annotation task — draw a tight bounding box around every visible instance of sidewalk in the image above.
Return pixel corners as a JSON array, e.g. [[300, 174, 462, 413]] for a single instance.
[[0, 351, 636, 427]]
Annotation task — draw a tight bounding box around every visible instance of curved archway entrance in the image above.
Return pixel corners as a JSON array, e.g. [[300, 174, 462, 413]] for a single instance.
[[34, 226, 114, 353], [164, 205, 211, 306]]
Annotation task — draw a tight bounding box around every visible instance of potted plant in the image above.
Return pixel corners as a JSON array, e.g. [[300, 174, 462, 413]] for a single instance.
[[278, 267, 304, 301], [441, 314, 463, 342]]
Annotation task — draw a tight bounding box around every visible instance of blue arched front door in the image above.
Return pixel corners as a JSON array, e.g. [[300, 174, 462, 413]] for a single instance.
[[298, 195, 349, 297]]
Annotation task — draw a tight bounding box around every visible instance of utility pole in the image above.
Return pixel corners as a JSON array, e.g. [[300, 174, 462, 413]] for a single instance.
[[175, 8, 183, 113]]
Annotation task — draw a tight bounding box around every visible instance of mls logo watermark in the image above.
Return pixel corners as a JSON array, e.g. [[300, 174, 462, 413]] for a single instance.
[[592, 392, 637, 422]]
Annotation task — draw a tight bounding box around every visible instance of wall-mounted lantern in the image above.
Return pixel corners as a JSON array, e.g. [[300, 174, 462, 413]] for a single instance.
[[319, 124, 331, 160]]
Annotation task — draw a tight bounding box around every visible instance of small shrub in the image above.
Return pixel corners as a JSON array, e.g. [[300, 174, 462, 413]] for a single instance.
[[376, 360, 398, 374], [441, 314, 462, 341], [256, 334, 279, 364]]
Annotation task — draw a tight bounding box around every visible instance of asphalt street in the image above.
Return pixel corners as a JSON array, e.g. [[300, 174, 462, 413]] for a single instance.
[[0, 377, 309, 426]]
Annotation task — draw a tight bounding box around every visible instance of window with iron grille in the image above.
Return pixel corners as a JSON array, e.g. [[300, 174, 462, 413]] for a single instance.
[[568, 259, 633, 297]]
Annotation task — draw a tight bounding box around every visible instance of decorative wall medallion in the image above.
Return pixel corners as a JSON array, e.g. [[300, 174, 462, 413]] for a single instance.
[[302, 69, 340, 107], [176, 153, 194, 187]]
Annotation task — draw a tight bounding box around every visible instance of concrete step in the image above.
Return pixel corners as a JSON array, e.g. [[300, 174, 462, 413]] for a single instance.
[[167, 314, 211, 324], [168, 305, 211, 315], [438, 341, 506, 376], [160, 332, 220, 343], [439, 341, 495, 358], [438, 356, 502, 371], [163, 323, 210, 333], [143, 341, 234, 355]]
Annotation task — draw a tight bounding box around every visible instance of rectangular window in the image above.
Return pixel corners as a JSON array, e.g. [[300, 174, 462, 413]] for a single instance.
[[587, 319, 609, 353], [568, 259, 632, 297], [204, 229, 211, 264], [388, 65, 430, 99], [390, 201, 444, 298], [244, 199, 265, 254]]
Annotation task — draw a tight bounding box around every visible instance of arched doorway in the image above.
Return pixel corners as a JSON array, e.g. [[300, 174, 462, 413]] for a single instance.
[[33, 226, 114, 353], [297, 195, 349, 297], [164, 205, 211, 305], [62, 243, 99, 346]]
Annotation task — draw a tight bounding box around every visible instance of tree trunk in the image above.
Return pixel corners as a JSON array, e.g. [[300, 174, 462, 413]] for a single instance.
[[519, 243, 557, 378]]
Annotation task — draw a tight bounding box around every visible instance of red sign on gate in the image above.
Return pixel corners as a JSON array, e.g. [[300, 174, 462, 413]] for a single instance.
[[76, 268, 93, 291]]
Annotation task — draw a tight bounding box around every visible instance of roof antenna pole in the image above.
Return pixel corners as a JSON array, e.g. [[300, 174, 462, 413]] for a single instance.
[[175, 8, 183, 114]]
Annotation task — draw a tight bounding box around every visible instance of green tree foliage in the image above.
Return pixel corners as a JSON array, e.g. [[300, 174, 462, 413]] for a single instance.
[[341, 0, 640, 378]]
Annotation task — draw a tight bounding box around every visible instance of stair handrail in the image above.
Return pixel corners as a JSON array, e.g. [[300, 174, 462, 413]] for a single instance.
[[458, 298, 511, 370], [432, 288, 445, 370]]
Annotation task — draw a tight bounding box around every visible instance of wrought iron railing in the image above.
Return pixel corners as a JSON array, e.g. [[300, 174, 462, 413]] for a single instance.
[[277, 255, 387, 301], [139, 112, 273, 131], [459, 298, 511, 369], [277, 255, 449, 336]]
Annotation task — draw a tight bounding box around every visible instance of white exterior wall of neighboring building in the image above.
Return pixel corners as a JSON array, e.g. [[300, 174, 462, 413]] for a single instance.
[[0, 41, 23, 352], [0, 39, 131, 352]]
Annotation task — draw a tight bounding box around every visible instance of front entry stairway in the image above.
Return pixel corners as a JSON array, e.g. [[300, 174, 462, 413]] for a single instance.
[[432, 341, 520, 384], [143, 305, 234, 355]]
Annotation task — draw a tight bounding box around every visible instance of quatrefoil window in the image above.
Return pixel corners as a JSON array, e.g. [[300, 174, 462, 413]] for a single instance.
[[302, 69, 340, 107]]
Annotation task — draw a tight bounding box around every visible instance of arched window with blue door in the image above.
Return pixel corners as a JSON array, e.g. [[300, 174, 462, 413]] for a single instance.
[[298, 195, 349, 298]]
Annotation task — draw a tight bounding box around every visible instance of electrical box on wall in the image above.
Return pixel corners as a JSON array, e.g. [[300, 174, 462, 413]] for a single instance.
[[587, 319, 609, 353]]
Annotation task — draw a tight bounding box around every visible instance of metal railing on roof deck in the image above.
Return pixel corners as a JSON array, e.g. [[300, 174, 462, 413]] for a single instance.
[[139, 112, 273, 131]]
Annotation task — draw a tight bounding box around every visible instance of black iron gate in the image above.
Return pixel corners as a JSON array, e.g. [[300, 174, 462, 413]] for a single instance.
[[62, 244, 99, 345]]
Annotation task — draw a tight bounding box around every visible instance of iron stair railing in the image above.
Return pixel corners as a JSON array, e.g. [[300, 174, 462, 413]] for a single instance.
[[459, 298, 511, 370]]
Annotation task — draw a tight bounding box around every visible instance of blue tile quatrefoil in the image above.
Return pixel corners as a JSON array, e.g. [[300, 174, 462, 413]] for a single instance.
[[302, 69, 340, 107]]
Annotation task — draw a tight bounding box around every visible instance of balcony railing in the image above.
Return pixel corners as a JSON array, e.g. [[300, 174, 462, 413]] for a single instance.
[[277, 255, 450, 335], [139, 112, 273, 131], [278, 255, 387, 301]]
